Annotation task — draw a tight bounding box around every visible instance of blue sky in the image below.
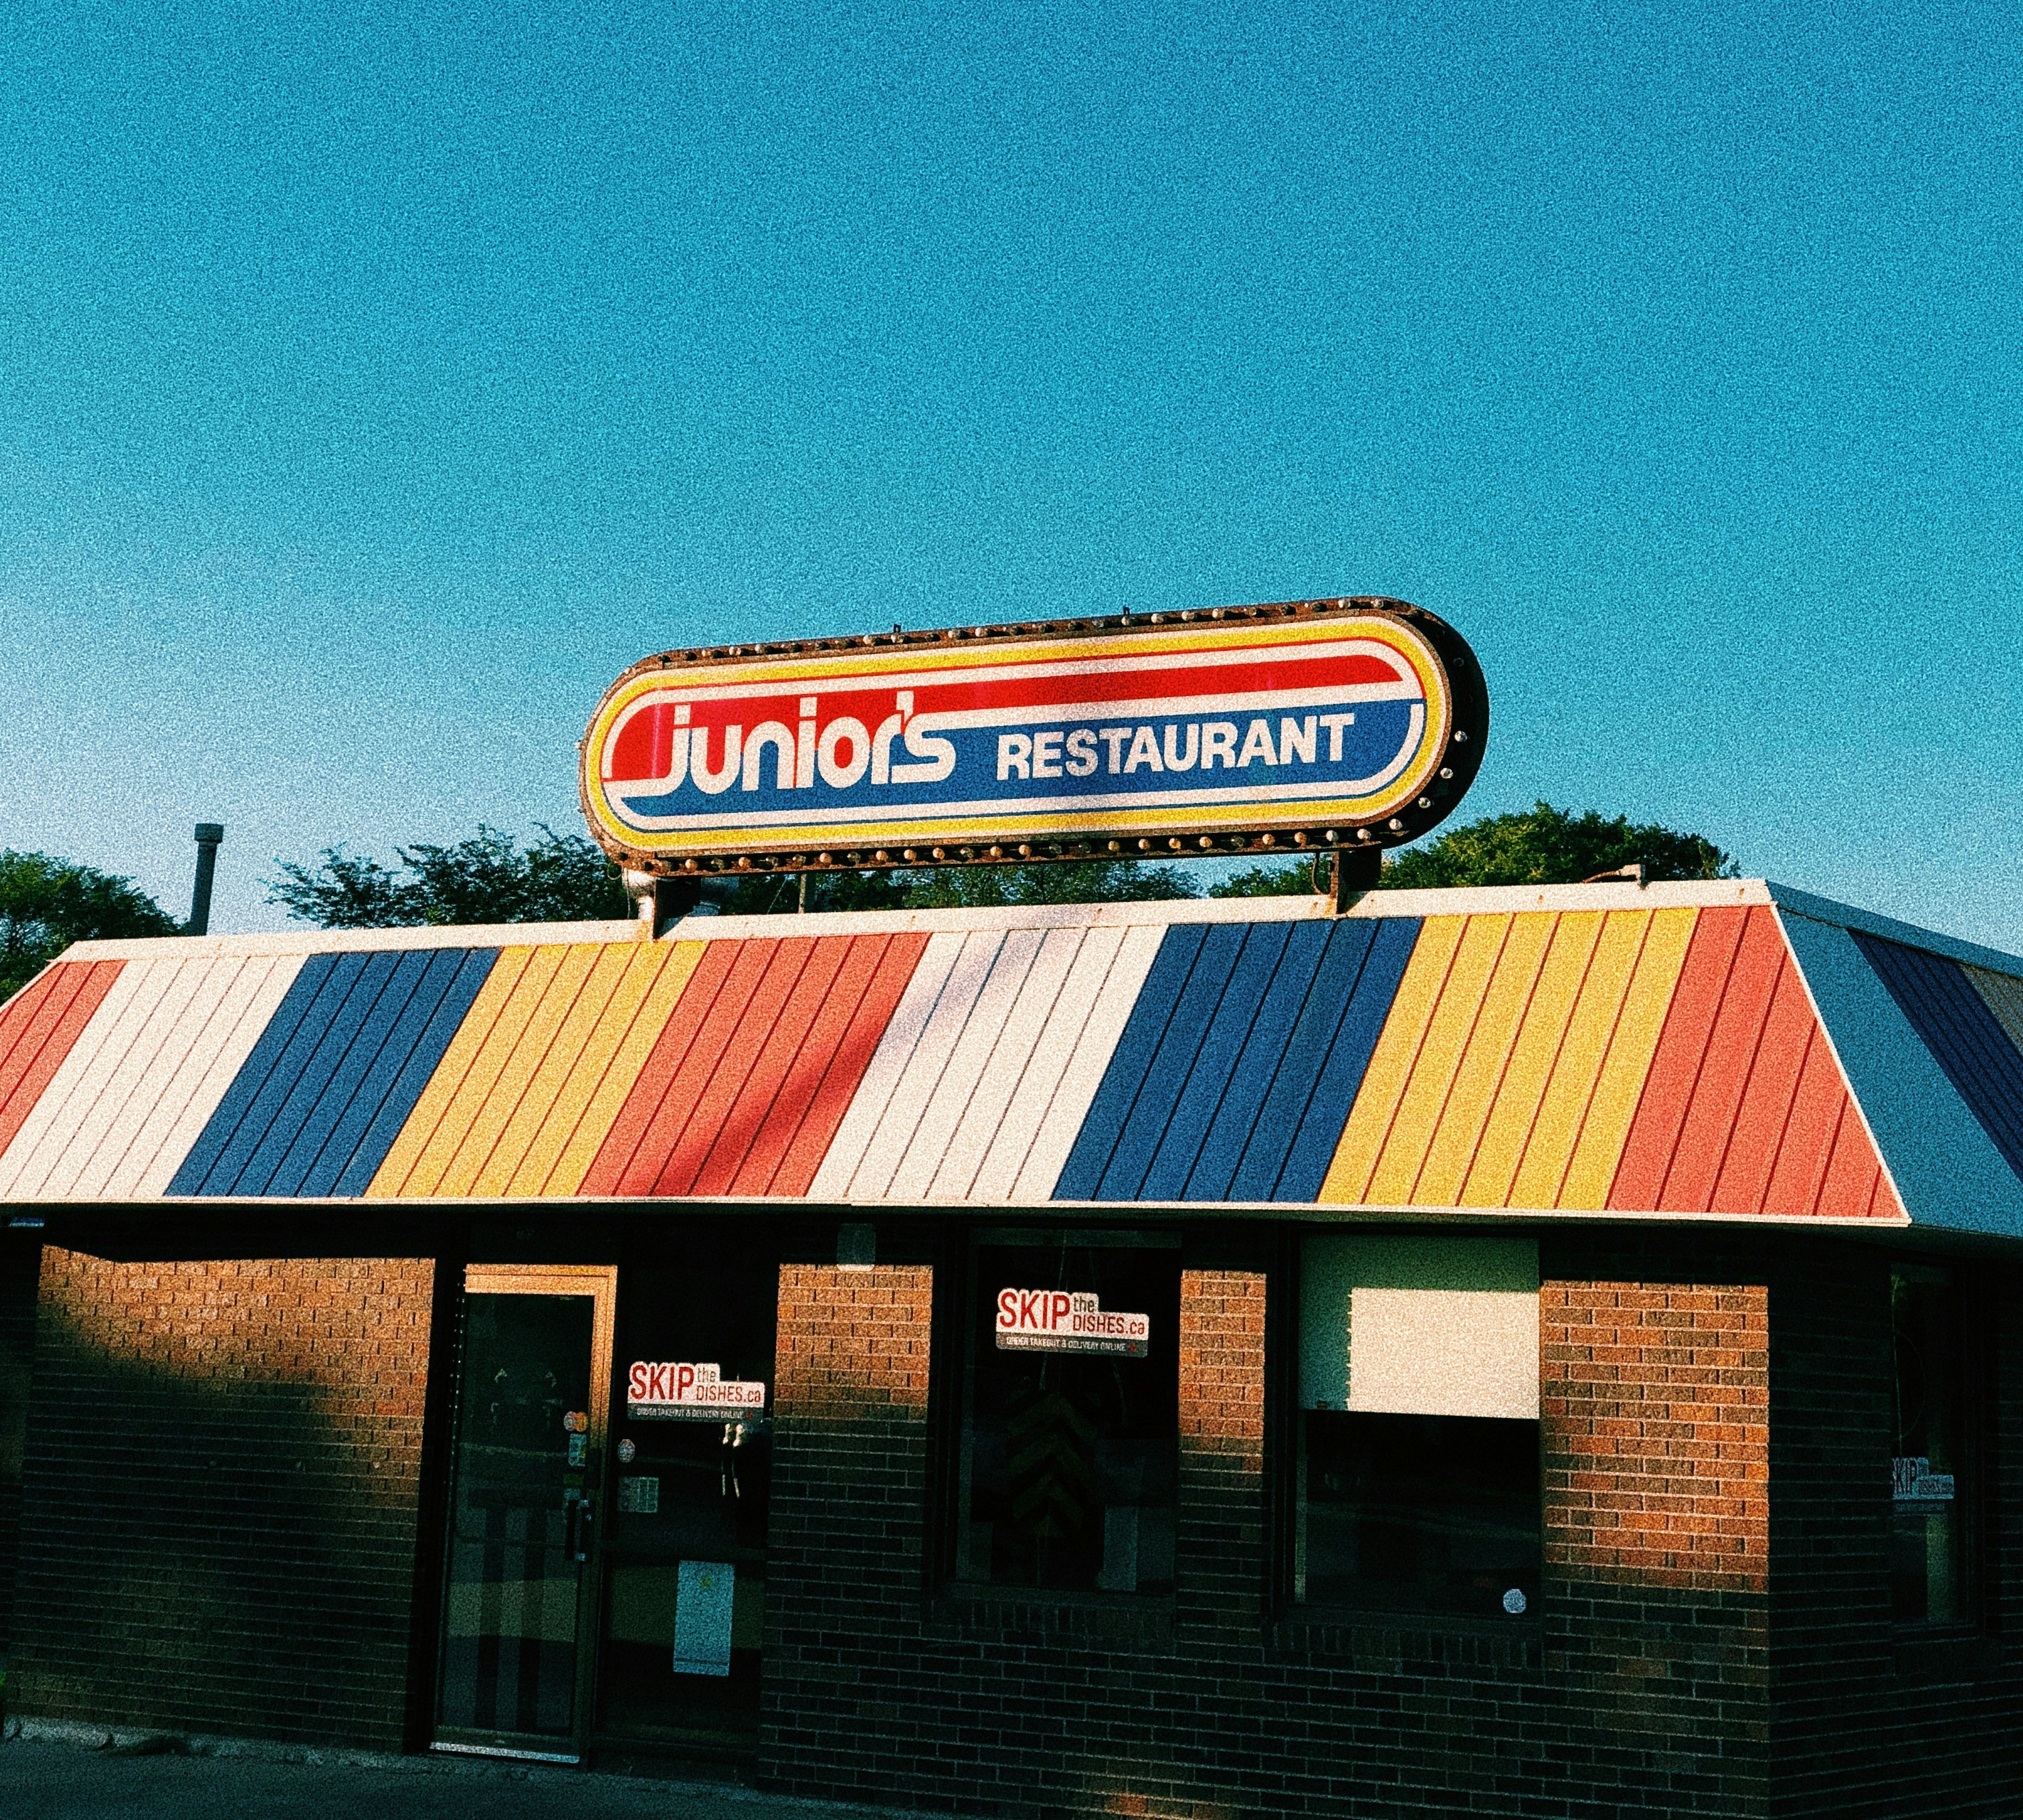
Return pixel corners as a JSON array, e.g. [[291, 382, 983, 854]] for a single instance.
[[1, 1, 2017, 948]]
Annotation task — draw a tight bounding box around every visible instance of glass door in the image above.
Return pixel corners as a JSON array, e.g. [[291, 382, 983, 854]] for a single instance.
[[433, 1265, 616, 1763], [595, 1255, 776, 1762]]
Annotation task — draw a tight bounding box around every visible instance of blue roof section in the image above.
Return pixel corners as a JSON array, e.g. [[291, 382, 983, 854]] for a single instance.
[[1775, 904, 2023, 1237], [168, 947, 498, 1198], [1853, 931, 2023, 1188], [1052, 915, 1422, 1204]]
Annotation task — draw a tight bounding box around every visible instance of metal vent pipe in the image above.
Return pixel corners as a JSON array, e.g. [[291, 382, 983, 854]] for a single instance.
[[189, 823, 225, 935]]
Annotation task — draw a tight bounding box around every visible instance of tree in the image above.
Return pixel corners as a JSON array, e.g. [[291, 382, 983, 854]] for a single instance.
[[1, 851, 180, 1001], [1378, 801, 1735, 889], [892, 859, 1196, 911], [1212, 801, 1736, 897], [269, 825, 632, 928]]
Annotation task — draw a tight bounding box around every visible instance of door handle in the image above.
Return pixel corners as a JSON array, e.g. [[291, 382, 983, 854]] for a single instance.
[[568, 1497, 595, 1563]]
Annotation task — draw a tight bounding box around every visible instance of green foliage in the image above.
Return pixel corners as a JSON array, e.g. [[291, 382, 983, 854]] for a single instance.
[[893, 859, 1196, 910], [1210, 858, 1322, 899], [1377, 800, 1736, 890], [1, 851, 179, 1001], [268, 825, 633, 928]]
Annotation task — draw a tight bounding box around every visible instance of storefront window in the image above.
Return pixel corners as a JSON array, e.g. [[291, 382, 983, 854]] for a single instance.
[[1296, 1233, 1539, 1619], [955, 1233, 1180, 1596], [1891, 1264, 1971, 1626]]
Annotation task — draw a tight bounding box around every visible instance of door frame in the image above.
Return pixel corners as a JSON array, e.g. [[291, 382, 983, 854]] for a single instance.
[[430, 1263, 617, 1766]]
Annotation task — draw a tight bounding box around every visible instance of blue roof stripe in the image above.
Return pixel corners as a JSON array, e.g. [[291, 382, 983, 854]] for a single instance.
[[1051, 923, 1209, 1201], [167, 955, 342, 1196], [270, 948, 441, 1198], [231, 953, 407, 1196], [1092, 921, 1253, 1200], [1855, 932, 2023, 1184], [1272, 916, 1422, 1200], [187, 956, 381, 1195], [326, 947, 498, 1198], [1140, 920, 1296, 1201], [1187, 918, 1335, 1201]]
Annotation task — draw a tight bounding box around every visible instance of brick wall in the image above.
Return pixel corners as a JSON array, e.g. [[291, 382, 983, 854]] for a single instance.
[[765, 1252, 1785, 1820], [1542, 1281, 1771, 1815], [1767, 1247, 2023, 1820], [9, 1249, 436, 1748], [0, 1235, 37, 1663]]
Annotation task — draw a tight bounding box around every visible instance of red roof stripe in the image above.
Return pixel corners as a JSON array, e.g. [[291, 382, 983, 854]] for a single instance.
[[577, 940, 741, 1196], [657, 938, 824, 1196], [1709, 949, 1819, 1216], [765, 933, 929, 1196], [1608, 907, 1749, 1210], [0, 962, 125, 1162]]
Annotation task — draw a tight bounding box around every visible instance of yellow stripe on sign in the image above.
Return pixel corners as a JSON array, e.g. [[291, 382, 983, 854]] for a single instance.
[[1459, 911, 1606, 1207], [1364, 915, 1514, 1206], [387, 945, 569, 1200], [441, 943, 606, 1200], [365, 946, 535, 1198], [522, 941, 706, 1198], [473, 943, 640, 1199], [1557, 906, 1698, 1208], [1410, 913, 1557, 1206], [1318, 917, 1467, 1205]]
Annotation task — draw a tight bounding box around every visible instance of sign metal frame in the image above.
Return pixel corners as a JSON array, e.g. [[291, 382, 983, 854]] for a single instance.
[[579, 596, 1488, 880]]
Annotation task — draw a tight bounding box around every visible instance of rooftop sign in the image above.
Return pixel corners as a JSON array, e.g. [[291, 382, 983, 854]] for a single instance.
[[580, 597, 1486, 878]]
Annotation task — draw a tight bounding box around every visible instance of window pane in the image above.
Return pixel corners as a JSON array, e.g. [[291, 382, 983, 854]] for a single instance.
[[959, 1241, 1179, 1595], [1300, 1411, 1538, 1618], [1891, 1267, 1966, 1625], [1296, 1234, 1540, 1619]]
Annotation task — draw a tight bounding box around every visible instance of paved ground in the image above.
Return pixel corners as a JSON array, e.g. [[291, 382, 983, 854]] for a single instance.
[[0, 1729, 936, 1820]]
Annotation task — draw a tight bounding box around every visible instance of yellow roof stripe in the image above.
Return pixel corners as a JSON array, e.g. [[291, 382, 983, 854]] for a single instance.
[[1318, 916, 1466, 1204], [523, 941, 706, 1198], [364, 945, 535, 1198], [1557, 906, 1698, 1208]]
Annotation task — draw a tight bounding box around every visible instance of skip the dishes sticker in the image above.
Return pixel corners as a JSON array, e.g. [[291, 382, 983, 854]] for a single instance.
[[628, 1362, 767, 1419], [995, 1289, 1149, 1358]]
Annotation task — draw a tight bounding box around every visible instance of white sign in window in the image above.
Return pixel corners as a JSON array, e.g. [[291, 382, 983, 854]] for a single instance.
[[628, 1360, 767, 1419], [672, 1560, 735, 1676], [1300, 1234, 1539, 1420], [995, 1287, 1149, 1357]]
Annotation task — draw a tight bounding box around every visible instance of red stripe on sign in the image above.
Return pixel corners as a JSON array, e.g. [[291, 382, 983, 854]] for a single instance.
[[737, 932, 930, 1196], [605, 650, 1411, 779], [0, 960, 124, 1160]]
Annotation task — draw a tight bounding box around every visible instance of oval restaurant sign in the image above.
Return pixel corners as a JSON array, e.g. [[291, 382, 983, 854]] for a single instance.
[[581, 597, 1486, 875]]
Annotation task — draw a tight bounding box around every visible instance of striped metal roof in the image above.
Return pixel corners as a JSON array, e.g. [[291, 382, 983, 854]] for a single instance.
[[4, 881, 2022, 1231]]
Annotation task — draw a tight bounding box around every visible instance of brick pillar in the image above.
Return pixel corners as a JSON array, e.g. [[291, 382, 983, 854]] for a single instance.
[[762, 1263, 933, 1799], [1543, 1281, 1771, 1817], [1176, 1269, 1265, 1628], [11, 1250, 436, 1748]]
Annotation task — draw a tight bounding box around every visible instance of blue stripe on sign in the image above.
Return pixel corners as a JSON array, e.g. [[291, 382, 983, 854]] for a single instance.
[[327, 947, 500, 1197], [266, 949, 438, 1198], [168, 955, 343, 1196], [1855, 933, 2023, 1183], [1050, 923, 1210, 1202], [1270, 916, 1423, 1201], [1138, 921, 1296, 1201], [1183, 917, 1337, 1202]]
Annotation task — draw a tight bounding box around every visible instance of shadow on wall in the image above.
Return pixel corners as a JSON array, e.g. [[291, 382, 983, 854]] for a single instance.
[[9, 1251, 436, 1750]]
